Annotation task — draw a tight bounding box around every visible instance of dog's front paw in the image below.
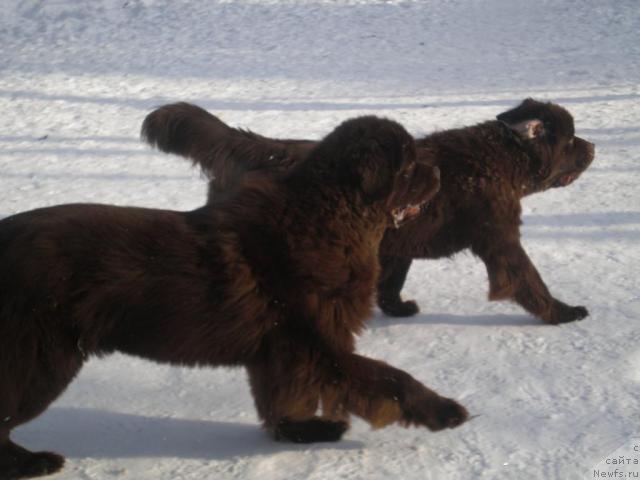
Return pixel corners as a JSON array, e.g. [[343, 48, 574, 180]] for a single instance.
[[402, 395, 469, 431], [274, 417, 348, 443], [426, 397, 469, 431], [548, 300, 589, 324], [379, 297, 420, 317]]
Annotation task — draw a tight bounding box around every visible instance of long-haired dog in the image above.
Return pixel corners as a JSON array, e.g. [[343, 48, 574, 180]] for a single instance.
[[143, 99, 595, 324], [0, 116, 464, 479]]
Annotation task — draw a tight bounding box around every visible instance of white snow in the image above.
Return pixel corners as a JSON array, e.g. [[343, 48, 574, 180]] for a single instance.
[[1, 1, 639, 479]]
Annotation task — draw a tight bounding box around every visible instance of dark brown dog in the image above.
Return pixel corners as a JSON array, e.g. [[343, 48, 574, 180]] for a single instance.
[[0, 117, 462, 479], [142, 99, 595, 325]]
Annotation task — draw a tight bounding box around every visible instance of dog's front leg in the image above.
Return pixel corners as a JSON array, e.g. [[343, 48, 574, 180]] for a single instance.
[[473, 232, 588, 324], [245, 336, 348, 444], [376, 255, 419, 317], [326, 352, 469, 431]]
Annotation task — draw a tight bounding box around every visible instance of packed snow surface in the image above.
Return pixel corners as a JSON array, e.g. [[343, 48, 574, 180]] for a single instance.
[[0, 1, 638, 479]]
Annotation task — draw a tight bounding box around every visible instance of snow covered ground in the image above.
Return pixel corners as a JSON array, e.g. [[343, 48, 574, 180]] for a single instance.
[[1, 1, 639, 479]]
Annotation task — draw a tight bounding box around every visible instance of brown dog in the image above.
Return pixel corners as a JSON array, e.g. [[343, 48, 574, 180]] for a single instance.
[[0, 116, 464, 479], [142, 99, 595, 324]]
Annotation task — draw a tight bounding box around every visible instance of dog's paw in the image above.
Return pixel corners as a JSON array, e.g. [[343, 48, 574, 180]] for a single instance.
[[379, 297, 420, 317], [402, 396, 469, 431], [425, 397, 469, 431], [548, 301, 589, 324], [4, 451, 66, 479], [274, 417, 348, 443]]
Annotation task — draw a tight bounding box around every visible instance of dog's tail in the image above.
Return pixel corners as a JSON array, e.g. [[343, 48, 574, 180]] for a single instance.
[[141, 103, 311, 191]]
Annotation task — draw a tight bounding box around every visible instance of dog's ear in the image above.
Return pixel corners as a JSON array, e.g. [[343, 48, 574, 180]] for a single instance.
[[502, 118, 545, 139], [352, 140, 395, 201], [497, 98, 546, 139], [357, 134, 415, 201], [319, 116, 412, 202]]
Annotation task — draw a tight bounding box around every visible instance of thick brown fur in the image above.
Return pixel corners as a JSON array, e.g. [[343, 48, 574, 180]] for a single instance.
[[143, 99, 595, 325], [0, 116, 459, 480], [141, 102, 315, 200]]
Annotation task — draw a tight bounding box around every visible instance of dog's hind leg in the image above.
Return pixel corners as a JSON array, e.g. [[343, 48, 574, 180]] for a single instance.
[[0, 325, 83, 478], [0, 369, 80, 479], [0, 434, 65, 480]]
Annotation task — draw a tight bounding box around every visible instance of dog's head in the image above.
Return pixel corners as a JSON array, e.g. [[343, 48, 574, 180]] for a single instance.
[[497, 99, 595, 192], [310, 116, 440, 229]]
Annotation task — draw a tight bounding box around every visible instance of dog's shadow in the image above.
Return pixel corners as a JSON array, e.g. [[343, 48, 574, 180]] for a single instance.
[[369, 311, 542, 329], [13, 407, 363, 460]]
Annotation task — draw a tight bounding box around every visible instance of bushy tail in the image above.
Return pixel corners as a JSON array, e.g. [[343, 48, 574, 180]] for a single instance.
[[141, 102, 311, 191]]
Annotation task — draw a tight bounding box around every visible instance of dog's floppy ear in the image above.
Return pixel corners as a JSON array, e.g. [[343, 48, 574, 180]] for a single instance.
[[497, 98, 546, 139], [317, 116, 412, 202], [353, 135, 412, 202], [502, 118, 545, 139], [355, 146, 393, 200]]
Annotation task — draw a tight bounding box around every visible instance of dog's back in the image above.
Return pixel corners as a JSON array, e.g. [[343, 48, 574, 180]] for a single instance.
[[0, 204, 269, 364]]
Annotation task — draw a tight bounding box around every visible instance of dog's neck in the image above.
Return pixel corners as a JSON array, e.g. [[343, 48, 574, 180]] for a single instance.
[[494, 121, 548, 197]]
